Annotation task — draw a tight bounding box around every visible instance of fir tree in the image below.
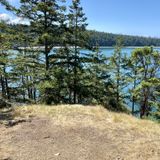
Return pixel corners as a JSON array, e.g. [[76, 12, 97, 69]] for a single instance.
[[15, 0, 66, 104], [130, 47, 160, 118], [109, 37, 128, 111], [68, 0, 89, 104]]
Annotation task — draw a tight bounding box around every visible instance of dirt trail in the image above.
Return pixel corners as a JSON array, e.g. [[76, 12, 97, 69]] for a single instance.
[[0, 115, 160, 160]]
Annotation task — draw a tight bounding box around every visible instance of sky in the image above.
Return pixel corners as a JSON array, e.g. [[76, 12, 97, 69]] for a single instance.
[[1, 0, 160, 37]]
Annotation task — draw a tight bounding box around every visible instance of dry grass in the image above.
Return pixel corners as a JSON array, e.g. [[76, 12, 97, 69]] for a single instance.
[[1, 104, 160, 160], [13, 104, 160, 135]]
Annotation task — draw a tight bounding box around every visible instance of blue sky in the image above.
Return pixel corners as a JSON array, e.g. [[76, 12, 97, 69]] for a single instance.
[[1, 0, 160, 37]]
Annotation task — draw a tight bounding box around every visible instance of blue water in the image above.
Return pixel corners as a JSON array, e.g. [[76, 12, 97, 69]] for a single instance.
[[98, 47, 160, 57]]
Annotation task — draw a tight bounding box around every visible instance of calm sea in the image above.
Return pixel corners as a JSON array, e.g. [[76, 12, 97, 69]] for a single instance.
[[98, 46, 160, 56]]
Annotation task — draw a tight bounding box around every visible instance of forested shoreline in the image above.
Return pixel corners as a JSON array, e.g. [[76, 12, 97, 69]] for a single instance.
[[4, 26, 160, 48], [88, 30, 160, 47], [0, 0, 160, 121]]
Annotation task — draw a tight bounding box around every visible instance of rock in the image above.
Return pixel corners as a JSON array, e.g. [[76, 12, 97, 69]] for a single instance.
[[54, 153, 60, 156], [43, 136, 50, 139]]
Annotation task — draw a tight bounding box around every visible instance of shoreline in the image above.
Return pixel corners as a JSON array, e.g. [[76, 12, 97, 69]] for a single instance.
[[98, 46, 160, 48]]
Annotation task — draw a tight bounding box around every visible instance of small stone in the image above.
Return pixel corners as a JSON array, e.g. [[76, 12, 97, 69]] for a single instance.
[[43, 136, 50, 139], [54, 153, 60, 156]]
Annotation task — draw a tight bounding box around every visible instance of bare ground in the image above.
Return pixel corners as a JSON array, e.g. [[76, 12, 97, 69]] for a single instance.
[[0, 105, 160, 160]]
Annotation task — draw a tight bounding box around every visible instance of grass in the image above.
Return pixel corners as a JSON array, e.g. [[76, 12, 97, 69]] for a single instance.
[[1, 104, 159, 160], [13, 104, 160, 135]]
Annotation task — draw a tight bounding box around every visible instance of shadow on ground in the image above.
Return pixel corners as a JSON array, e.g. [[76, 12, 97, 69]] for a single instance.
[[0, 108, 14, 121]]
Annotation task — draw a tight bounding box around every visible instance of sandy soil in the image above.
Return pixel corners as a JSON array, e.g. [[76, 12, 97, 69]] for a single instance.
[[0, 106, 160, 160]]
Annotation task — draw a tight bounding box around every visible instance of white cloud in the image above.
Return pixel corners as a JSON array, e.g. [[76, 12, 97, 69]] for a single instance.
[[8, 0, 19, 5], [0, 13, 11, 21], [0, 13, 29, 25], [10, 17, 29, 25]]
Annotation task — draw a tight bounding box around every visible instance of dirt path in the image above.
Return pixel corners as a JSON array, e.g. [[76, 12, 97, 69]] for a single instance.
[[0, 115, 160, 160]]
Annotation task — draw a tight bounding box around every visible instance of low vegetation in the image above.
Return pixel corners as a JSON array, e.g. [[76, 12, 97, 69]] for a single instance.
[[13, 105, 160, 134]]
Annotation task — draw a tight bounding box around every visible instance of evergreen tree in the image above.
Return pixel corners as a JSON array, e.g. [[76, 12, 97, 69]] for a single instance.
[[109, 37, 128, 111], [0, 21, 13, 99], [130, 47, 160, 118], [82, 48, 113, 106], [68, 0, 89, 104], [125, 56, 139, 115], [15, 0, 66, 104]]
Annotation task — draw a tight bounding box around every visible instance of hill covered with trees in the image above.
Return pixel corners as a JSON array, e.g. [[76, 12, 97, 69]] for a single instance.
[[88, 30, 160, 46]]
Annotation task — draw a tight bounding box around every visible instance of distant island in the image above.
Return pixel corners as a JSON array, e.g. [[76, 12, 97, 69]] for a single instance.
[[88, 30, 160, 46]]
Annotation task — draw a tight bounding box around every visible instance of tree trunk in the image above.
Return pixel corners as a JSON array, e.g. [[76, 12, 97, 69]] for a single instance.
[[0, 74, 6, 98], [132, 96, 135, 115], [73, 9, 78, 104], [21, 75, 26, 103], [140, 91, 148, 118], [33, 87, 36, 102], [5, 77, 10, 100]]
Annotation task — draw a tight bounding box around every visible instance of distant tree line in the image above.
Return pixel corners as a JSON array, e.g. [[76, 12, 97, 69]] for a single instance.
[[0, 0, 160, 121], [4, 26, 160, 47], [88, 30, 160, 46]]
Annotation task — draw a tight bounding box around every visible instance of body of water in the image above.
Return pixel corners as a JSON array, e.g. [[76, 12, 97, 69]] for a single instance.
[[98, 46, 160, 56]]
